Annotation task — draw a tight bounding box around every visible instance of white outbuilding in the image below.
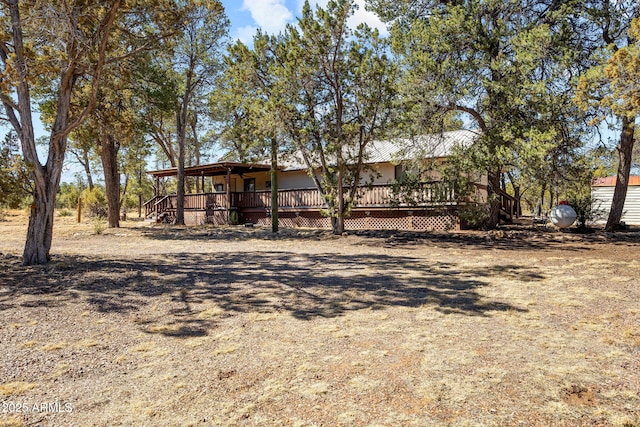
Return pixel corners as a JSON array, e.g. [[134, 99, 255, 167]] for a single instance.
[[591, 176, 640, 226]]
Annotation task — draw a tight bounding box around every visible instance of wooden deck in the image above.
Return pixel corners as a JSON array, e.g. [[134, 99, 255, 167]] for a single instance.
[[145, 184, 456, 218], [144, 183, 518, 230]]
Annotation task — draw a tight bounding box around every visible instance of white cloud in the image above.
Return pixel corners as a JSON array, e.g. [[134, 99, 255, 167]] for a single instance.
[[295, 0, 388, 35], [234, 25, 259, 44], [349, 0, 388, 35], [242, 0, 293, 34]]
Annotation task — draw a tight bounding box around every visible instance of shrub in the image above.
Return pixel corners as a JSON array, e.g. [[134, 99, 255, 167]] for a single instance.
[[458, 203, 490, 229], [567, 192, 603, 231], [93, 218, 106, 235], [56, 182, 82, 209], [81, 187, 108, 219]]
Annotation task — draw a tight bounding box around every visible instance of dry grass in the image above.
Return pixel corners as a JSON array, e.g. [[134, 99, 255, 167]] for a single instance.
[[0, 209, 639, 426], [0, 417, 25, 427], [0, 382, 36, 396]]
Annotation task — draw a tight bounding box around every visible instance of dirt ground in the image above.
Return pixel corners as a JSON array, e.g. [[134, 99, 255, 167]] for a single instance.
[[0, 210, 639, 427]]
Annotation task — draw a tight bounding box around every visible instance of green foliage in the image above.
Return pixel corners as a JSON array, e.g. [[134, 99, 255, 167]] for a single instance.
[[575, 11, 639, 123], [0, 132, 31, 209], [458, 204, 490, 229], [93, 218, 106, 235], [209, 40, 273, 162], [122, 169, 154, 212], [389, 148, 490, 228], [367, 0, 596, 227], [81, 186, 108, 218], [56, 182, 83, 210], [262, 0, 398, 232], [567, 191, 602, 231]]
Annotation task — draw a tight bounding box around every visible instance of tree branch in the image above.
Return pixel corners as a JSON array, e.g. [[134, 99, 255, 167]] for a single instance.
[[446, 103, 488, 133], [59, 0, 122, 139]]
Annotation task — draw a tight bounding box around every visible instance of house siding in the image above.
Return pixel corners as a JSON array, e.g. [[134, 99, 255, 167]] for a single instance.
[[592, 184, 640, 226], [241, 163, 400, 191], [591, 176, 640, 225]]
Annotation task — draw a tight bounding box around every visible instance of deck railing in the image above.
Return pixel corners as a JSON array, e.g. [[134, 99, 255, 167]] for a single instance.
[[143, 195, 161, 217], [183, 192, 229, 210], [148, 183, 458, 219], [155, 195, 175, 214], [496, 187, 520, 219]]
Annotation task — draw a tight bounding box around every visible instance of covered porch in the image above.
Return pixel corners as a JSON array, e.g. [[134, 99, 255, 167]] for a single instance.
[[145, 162, 273, 225], [143, 161, 497, 231]]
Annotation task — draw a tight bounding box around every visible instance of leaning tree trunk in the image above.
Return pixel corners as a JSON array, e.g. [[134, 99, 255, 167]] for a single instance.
[[23, 178, 58, 265], [605, 116, 636, 231], [100, 133, 121, 228], [76, 148, 94, 190], [21, 95, 69, 266]]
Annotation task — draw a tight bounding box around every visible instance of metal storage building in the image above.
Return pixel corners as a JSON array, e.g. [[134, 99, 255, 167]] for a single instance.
[[591, 176, 640, 225]]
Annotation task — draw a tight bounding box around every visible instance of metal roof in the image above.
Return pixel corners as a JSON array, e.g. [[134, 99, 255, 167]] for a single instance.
[[147, 130, 479, 177], [367, 129, 479, 163], [278, 129, 480, 171], [592, 176, 640, 187]]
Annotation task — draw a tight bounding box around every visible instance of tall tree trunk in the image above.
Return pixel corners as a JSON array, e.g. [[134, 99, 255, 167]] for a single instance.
[[270, 136, 278, 233], [137, 167, 143, 218], [486, 170, 502, 228], [190, 116, 202, 193], [175, 108, 186, 226], [335, 158, 345, 235], [605, 116, 636, 231], [83, 149, 94, 191], [100, 133, 120, 228], [538, 182, 546, 217], [3, 0, 119, 265]]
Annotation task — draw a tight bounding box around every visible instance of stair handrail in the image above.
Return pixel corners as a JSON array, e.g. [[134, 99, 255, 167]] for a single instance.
[[143, 195, 161, 217], [494, 187, 520, 219]]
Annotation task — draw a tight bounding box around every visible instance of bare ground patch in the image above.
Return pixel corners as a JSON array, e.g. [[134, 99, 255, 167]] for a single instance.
[[0, 211, 639, 426]]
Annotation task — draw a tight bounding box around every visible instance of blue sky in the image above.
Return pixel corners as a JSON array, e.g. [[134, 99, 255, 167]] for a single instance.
[[221, 0, 388, 43]]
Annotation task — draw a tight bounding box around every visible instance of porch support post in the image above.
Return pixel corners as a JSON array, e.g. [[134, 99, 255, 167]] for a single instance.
[[226, 167, 231, 225], [154, 176, 159, 223], [270, 136, 278, 233]]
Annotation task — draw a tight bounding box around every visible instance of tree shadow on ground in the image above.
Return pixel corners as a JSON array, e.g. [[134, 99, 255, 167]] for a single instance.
[[0, 252, 544, 336], [137, 224, 640, 252], [0, 250, 535, 337]]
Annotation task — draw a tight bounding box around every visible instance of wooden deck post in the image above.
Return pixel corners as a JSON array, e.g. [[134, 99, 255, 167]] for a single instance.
[[226, 167, 231, 225], [154, 176, 159, 223], [271, 137, 279, 233]]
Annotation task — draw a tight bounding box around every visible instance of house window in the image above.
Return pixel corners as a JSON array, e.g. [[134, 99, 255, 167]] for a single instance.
[[214, 183, 224, 192], [265, 180, 271, 189], [394, 164, 406, 181], [244, 178, 256, 192]]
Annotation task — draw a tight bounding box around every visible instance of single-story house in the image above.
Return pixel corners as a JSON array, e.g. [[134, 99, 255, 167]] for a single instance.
[[145, 130, 516, 231]]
